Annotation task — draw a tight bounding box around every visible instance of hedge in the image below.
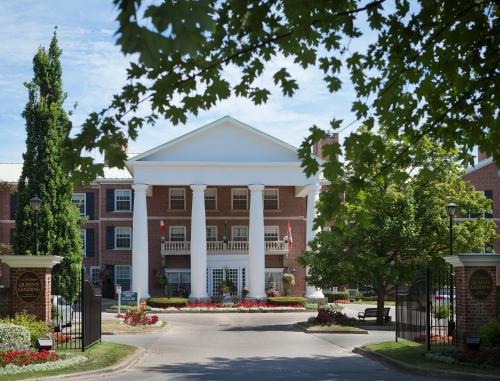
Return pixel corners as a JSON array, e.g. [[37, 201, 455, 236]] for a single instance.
[[267, 297, 306, 306], [147, 297, 188, 308], [323, 292, 349, 303], [0, 323, 31, 350], [0, 312, 50, 346]]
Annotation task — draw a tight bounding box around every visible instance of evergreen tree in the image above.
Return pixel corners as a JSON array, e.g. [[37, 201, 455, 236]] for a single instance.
[[15, 31, 82, 301]]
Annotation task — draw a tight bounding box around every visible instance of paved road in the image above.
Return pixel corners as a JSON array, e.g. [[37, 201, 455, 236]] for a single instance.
[[103, 312, 440, 381]]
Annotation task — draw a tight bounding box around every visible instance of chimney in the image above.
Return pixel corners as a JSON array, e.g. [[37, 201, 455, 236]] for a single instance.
[[104, 141, 128, 166], [313, 133, 339, 161], [478, 150, 489, 163]]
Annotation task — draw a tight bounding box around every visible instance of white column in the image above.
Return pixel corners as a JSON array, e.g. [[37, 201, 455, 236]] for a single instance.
[[248, 184, 266, 299], [189, 184, 209, 301], [132, 183, 149, 298], [305, 183, 325, 299]]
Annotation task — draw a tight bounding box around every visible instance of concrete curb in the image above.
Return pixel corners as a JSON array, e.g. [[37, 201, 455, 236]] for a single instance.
[[34, 345, 145, 381], [353, 346, 500, 381], [296, 323, 368, 334]]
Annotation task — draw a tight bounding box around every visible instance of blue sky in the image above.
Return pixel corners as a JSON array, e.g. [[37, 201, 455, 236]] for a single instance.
[[0, 1, 366, 163]]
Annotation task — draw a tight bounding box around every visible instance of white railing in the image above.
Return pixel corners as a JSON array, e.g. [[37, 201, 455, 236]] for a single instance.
[[161, 240, 288, 255]]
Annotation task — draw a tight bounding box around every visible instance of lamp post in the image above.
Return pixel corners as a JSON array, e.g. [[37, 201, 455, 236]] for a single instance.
[[30, 196, 42, 256], [446, 202, 457, 338]]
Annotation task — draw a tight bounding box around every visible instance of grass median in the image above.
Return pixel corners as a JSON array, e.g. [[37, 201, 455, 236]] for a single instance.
[[3, 342, 137, 381]]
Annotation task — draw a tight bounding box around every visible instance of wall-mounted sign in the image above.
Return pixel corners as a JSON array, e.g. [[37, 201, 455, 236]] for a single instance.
[[469, 269, 493, 300], [16, 272, 42, 303]]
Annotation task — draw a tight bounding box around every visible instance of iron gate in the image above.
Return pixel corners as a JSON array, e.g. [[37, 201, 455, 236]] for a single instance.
[[396, 265, 455, 350], [52, 267, 101, 351]]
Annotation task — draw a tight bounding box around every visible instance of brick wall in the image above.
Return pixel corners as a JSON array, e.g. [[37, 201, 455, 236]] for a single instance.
[[462, 161, 500, 252]]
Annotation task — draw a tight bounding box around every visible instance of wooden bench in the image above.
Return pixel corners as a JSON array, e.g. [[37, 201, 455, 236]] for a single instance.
[[358, 307, 391, 322]]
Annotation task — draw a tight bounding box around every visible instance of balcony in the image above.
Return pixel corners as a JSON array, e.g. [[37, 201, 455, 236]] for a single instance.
[[160, 240, 289, 256]]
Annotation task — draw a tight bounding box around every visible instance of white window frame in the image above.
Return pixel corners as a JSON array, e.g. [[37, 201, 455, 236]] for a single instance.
[[170, 226, 186, 241], [90, 266, 101, 288], [231, 188, 248, 210], [263, 188, 279, 210], [169, 188, 186, 210], [205, 188, 217, 210], [206, 226, 218, 241], [232, 226, 248, 241], [114, 227, 132, 249], [264, 226, 279, 241], [115, 265, 131, 291], [80, 229, 86, 254], [114, 189, 132, 211], [72, 193, 86, 216]]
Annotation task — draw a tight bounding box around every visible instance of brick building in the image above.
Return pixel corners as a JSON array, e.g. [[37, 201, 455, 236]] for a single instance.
[[462, 154, 500, 253], [0, 116, 330, 300]]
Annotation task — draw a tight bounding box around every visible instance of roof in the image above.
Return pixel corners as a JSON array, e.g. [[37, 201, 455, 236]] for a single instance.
[[0, 163, 131, 184], [465, 157, 495, 175]]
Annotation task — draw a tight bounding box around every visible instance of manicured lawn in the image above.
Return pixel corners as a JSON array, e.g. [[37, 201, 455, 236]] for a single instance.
[[363, 340, 500, 375], [3, 342, 137, 381], [297, 321, 367, 334], [102, 319, 167, 334]]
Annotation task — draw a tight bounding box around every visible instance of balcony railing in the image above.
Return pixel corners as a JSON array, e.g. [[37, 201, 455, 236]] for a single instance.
[[161, 240, 288, 255]]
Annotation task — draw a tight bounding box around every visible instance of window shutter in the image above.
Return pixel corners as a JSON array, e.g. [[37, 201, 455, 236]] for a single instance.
[[86, 192, 94, 220], [131, 189, 135, 210], [106, 226, 115, 249], [106, 189, 115, 211], [10, 228, 15, 246], [10, 193, 17, 220], [86, 229, 94, 257]]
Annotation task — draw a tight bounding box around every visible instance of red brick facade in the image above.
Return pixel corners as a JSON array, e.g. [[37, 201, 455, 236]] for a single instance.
[[0, 183, 309, 297], [462, 160, 500, 252]]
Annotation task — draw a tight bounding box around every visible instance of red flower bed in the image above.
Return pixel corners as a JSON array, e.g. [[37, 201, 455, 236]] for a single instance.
[[52, 332, 73, 343], [116, 302, 159, 325], [0, 350, 59, 368], [334, 300, 350, 304]]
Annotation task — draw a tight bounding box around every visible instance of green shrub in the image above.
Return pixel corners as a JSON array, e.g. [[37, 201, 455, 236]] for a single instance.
[[1, 313, 50, 346], [323, 292, 349, 303], [211, 296, 223, 304], [432, 304, 451, 320], [0, 323, 31, 350], [267, 297, 306, 306], [147, 297, 188, 308], [480, 320, 500, 347]]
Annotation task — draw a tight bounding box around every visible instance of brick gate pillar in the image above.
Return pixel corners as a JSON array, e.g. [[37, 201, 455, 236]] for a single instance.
[[445, 254, 500, 350], [0, 255, 62, 324]]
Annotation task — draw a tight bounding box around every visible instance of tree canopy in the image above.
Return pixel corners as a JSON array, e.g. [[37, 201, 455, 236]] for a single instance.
[[15, 31, 83, 301], [65, 0, 499, 185], [299, 131, 497, 322]]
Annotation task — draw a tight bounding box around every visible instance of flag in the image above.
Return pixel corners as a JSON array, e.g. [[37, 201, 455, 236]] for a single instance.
[[287, 221, 293, 250], [223, 221, 228, 244], [160, 220, 166, 232]]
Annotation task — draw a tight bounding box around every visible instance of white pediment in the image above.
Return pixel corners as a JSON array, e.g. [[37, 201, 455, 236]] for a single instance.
[[130, 116, 301, 164]]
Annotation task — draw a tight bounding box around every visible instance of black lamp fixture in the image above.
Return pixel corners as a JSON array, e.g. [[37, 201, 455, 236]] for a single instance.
[[446, 202, 458, 218]]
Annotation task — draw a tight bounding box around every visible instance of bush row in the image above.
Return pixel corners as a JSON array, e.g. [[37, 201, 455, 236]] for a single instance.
[[147, 297, 189, 308], [267, 297, 306, 306]]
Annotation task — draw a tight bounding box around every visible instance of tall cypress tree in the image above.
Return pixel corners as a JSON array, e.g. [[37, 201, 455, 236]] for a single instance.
[[15, 31, 82, 301]]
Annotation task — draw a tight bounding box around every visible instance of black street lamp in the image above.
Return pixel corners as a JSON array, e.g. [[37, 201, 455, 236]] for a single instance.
[[446, 201, 457, 337], [30, 196, 42, 256]]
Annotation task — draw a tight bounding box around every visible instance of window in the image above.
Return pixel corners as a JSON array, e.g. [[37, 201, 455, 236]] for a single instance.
[[485, 190, 493, 218], [232, 226, 248, 241], [264, 226, 279, 241], [264, 189, 279, 210], [232, 189, 248, 210], [206, 226, 217, 241], [115, 190, 132, 211], [115, 227, 132, 249], [90, 267, 101, 289], [115, 265, 131, 291], [205, 188, 217, 210], [170, 226, 186, 241], [80, 229, 86, 254], [165, 270, 191, 297], [170, 188, 186, 210], [72, 193, 85, 215]]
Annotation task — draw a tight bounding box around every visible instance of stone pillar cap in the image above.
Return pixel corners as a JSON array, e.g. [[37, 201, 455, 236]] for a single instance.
[[444, 253, 500, 267], [0, 255, 63, 269]]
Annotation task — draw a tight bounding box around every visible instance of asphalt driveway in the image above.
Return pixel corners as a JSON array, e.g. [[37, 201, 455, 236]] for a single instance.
[[103, 312, 440, 381]]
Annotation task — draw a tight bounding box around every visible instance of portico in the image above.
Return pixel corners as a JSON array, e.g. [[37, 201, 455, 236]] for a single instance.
[[125, 116, 325, 301]]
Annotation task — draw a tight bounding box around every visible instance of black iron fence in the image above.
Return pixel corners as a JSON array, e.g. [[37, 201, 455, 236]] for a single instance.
[[396, 265, 455, 350], [52, 267, 101, 351]]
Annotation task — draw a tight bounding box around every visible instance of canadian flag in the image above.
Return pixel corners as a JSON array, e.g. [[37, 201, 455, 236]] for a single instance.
[[287, 221, 293, 250], [160, 220, 166, 233]]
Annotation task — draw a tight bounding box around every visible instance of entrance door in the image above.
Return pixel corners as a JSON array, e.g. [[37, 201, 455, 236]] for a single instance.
[[208, 267, 246, 296], [102, 265, 115, 299]]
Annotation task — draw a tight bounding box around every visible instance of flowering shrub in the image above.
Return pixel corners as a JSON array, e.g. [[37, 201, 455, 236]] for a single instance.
[[0, 350, 59, 368], [0, 324, 31, 351], [52, 332, 73, 343], [118, 302, 159, 326], [314, 303, 348, 325], [0, 354, 86, 376], [1, 313, 51, 346]]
